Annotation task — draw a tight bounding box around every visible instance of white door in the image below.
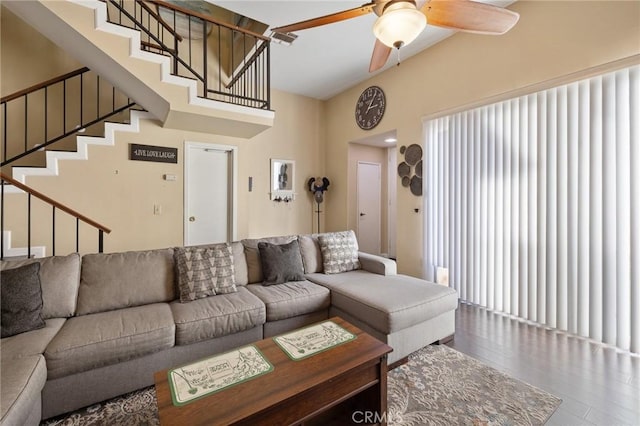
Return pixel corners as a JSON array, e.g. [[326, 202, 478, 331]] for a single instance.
[[357, 161, 381, 254], [184, 143, 235, 245]]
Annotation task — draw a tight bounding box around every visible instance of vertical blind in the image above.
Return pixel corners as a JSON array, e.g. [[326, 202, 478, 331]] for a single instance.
[[423, 65, 639, 353]]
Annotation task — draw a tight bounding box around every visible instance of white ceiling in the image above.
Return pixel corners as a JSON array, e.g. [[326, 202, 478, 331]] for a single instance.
[[213, 0, 515, 100]]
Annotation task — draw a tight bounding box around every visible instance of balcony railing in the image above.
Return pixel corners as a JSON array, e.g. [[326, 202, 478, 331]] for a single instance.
[[0, 172, 111, 259], [1, 67, 136, 168], [105, 0, 271, 110]]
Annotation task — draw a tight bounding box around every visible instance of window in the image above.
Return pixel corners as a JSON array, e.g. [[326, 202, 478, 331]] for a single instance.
[[423, 65, 639, 353]]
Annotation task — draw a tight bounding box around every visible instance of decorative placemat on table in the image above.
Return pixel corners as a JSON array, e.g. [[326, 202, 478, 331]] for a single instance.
[[273, 320, 356, 360], [168, 345, 273, 406]]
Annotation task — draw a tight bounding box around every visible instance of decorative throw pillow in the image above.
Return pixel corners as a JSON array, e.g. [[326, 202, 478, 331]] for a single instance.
[[1, 262, 46, 338], [258, 240, 305, 285], [208, 243, 237, 295], [318, 230, 361, 274], [174, 247, 217, 302], [174, 244, 237, 303]]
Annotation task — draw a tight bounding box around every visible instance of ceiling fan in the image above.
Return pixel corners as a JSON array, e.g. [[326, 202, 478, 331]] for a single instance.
[[271, 0, 519, 73]]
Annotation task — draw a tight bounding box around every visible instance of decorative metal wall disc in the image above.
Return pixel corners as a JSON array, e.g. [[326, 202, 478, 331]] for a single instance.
[[404, 144, 422, 166], [397, 162, 410, 178], [397, 142, 424, 197], [410, 175, 422, 196]]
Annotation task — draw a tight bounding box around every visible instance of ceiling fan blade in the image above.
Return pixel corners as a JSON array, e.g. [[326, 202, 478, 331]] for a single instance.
[[369, 39, 392, 73], [422, 0, 519, 35], [271, 3, 375, 34]]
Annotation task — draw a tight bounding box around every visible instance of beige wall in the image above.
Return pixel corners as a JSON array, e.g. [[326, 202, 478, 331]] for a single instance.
[[1, 7, 82, 93], [323, 0, 640, 277]]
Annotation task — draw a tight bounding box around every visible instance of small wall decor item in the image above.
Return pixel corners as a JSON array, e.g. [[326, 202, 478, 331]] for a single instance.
[[308, 177, 330, 232], [397, 144, 422, 196], [270, 159, 295, 201], [355, 86, 386, 130], [129, 143, 178, 163]]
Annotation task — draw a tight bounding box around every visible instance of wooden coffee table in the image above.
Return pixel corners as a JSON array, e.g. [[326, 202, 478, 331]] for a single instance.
[[154, 317, 393, 425]]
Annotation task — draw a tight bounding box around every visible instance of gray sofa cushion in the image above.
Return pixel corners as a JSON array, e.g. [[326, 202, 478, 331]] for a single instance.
[[0, 253, 80, 319], [1, 263, 45, 338], [0, 354, 46, 426], [246, 281, 330, 321], [306, 271, 458, 334], [258, 240, 305, 285], [170, 287, 265, 345], [242, 235, 297, 284], [0, 318, 65, 360], [45, 304, 175, 379], [77, 249, 175, 315], [298, 234, 323, 273], [231, 241, 248, 285]]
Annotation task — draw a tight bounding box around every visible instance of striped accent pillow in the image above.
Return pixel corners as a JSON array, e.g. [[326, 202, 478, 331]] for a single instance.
[[175, 243, 236, 302]]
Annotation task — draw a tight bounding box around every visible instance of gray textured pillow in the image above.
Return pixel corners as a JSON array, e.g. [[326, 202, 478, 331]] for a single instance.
[[174, 244, 237, 303], [318, 230, 361, 274], [1, 262, 46, 338], [258, 240, 305, 285]]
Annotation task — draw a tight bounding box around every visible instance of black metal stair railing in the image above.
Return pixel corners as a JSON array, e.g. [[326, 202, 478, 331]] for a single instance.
[[1, 67, 137, 168], [0, 172, 111, 259], [104, 0, 271, 110]]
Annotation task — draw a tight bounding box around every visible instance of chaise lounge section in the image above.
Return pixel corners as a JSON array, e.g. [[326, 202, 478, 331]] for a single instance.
[[0, 230, 458, 424]]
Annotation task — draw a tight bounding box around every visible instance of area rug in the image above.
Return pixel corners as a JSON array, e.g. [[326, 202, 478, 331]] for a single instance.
[[42, 345, 561, 426]]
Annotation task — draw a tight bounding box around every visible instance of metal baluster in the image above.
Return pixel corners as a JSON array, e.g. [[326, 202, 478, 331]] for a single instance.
[[76, 218, 79, 253], [3, 102, 7, 161], [44, 86, 48, 143], [27, 194, 31, 259], [24, 95, 28, 152], [63, 80, 66, 134], [98, 230, 104, 253], [52, 206, 56, 256], [203, 20, 207, 97], [97, 75, 100, 118], [267, 42, 271, 110], [80, 73, 84, 126], [218, 26, 221, 99]]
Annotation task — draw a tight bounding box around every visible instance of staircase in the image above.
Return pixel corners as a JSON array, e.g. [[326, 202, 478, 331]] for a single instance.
[[3, 0, 275, 138], [0, 66, 144, 258], [1, 0, 276, 258]]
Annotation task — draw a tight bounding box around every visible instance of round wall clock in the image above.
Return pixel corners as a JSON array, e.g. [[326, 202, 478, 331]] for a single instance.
[[355, 86, 385, 130]]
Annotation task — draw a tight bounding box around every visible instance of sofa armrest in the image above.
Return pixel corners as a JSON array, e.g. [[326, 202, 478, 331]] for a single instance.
[[358, 252, 397, 276]]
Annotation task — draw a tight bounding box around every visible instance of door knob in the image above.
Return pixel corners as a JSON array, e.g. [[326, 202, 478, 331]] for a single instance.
[[189, 216, 196, 222], [360, 213, 366, 217]]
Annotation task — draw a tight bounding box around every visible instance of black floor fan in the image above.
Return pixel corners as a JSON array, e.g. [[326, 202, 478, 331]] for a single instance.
[[308, 177, 330, 233]]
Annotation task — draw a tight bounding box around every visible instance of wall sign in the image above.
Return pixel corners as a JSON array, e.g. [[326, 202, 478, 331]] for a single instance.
[[129, 143, 178, 163]]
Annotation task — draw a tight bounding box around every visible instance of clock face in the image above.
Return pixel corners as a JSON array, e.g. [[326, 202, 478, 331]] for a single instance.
[[355, 86, 385, 130]]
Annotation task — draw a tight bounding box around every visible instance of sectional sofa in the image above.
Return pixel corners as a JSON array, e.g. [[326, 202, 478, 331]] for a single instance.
[[0, 231, 458, 425]]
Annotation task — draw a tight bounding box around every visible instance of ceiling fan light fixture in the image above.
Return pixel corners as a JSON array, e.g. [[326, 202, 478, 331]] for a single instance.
[[373, 1, 426, 49]]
